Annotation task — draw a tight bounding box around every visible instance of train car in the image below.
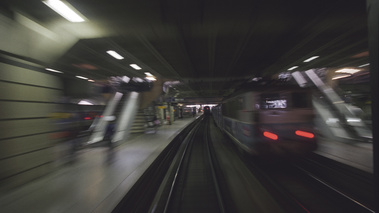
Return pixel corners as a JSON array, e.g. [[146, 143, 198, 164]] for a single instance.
[[182, 107, 194, 117], [203, 106, 211, 115], [212, 84, 317, 157]]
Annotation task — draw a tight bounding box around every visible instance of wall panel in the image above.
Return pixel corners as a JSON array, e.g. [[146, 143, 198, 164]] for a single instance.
[[0, 54, 64, 191]]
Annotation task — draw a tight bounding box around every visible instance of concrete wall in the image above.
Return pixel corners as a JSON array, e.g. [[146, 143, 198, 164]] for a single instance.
[[0, 55, 63, 191], [0, 11, 77, 64]]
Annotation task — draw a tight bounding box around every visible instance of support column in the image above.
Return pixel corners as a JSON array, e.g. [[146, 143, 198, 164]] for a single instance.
[[367, 0, 378, 211]]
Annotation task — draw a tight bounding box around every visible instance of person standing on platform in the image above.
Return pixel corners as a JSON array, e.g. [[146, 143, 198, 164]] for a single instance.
[[104, 117, 116, 162]]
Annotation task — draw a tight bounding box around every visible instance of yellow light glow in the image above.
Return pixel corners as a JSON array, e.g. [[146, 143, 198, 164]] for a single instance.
[[332, 74, 351, 80], [335, 68, 360, 74]]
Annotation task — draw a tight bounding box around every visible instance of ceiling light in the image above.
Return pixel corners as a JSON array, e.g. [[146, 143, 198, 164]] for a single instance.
[[42, 0, 85, 22], [144, 72, 153, 77], [358, 63, 370, 68], [45, 68, 63, 73], [76, 75, 88, 80], [146, 76, 156, 81], [78, 100, 93, 105], [335, 68, 360, 74], [106, 50, 124, 60], [303, 56, 319, 62], [130, 64, 142, 70], [288, 66, 298, 71]]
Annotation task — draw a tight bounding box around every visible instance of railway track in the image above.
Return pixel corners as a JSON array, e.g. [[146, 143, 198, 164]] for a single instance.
[[241, 146, 375, 212], [155, 116, 225, 213], [114, 116, 375, 213]]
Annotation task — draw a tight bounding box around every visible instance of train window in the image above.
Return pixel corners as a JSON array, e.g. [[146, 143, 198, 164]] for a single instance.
[[292, 92, 310, 108], [260, 93, 287, 109]]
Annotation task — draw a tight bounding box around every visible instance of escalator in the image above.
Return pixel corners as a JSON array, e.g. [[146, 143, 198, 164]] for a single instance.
[[292, 69, 372, 142]]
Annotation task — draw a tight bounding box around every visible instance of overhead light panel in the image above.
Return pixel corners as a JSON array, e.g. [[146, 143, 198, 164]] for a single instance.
[[130, 64, 142, 70], [144, 72, 153, 77], [42, 0, 86, 22], [288, 66, 298, 71], [46, 68, 63, 73], [359, 63, 370, 68], [303, 56, 319, 62], [106, 50, 124, 60], [144, 72, 156, 81], [146, 77, 156, 81], [78, 100, 93, 105], [76, 75, 88, 80]]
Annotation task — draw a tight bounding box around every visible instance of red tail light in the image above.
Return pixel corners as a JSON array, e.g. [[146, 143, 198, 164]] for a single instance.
[[263, 131, 278, 140], [84, 117, 91, 120], [295, 130, 314, 139]]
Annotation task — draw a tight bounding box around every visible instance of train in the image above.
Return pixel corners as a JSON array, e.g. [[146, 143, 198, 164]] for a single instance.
[[212, 84, 317, 157], [181, 107, 194, 117], [203, 106, 211, 115]]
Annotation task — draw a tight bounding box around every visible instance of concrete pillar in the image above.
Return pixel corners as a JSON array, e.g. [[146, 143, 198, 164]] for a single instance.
[[367, 0, 378, 211]]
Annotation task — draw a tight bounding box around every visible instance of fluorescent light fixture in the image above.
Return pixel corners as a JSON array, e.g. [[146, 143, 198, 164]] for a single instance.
[[88, 79, 95, 82], [288, 66, 298, 71], [303, 56, 319, 62], [144, 72, 153, 77], [78, 100, 93, 105], [42, 0, 85, 22], [335, 68, 360, 74], [106, 50, 124, 60], [146, 76, 156, 81], [46, 68, 63, 73], [347, 118, 362, 123], [359, 63, 370, 68], [76, 75, 88, 80], [130, 64, 142, 70]]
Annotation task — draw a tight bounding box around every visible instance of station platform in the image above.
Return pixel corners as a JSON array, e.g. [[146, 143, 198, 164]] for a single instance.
[[315, 137, 373, 173], [0, 117, 197, 213]]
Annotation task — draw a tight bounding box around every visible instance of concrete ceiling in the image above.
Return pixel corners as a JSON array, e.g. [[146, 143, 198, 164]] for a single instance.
[[2, 0, 369, 103]]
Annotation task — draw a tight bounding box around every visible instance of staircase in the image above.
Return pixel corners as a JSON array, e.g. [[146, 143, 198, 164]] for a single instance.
[[130, 110, 146, 134]]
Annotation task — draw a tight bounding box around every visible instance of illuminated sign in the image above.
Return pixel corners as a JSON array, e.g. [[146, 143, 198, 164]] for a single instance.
[[264, 100, 287, 109]]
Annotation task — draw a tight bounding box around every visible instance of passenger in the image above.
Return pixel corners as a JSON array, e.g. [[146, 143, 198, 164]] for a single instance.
[[104, 119, 116, 163], [104, 119, 116, 148], [67, 112, 81, 164]]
